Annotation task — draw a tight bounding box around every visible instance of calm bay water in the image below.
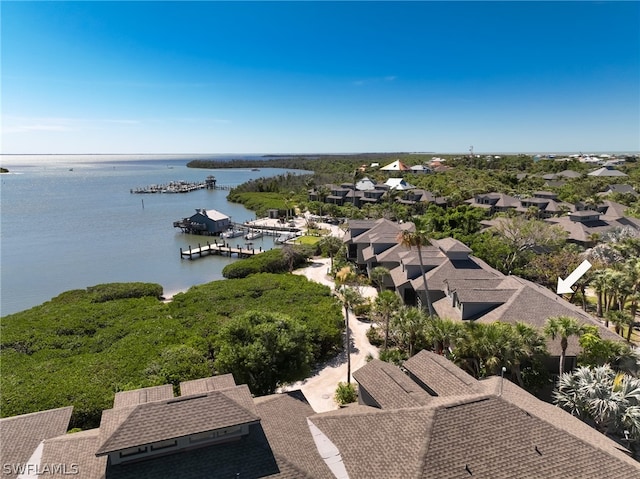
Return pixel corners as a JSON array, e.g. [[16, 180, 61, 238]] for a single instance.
[[0, 154, 306, 315]]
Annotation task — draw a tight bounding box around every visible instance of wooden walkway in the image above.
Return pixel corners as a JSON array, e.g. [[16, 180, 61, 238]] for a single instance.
[[180, 240, 267, 260]]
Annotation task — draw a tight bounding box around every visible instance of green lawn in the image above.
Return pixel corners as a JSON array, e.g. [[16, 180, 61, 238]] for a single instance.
[[295, 235, 322, 245]]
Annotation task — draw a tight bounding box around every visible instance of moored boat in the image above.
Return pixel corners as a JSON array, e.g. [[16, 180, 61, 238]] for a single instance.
[[222, 228, 244, 239], [245, 230, 263, 240]]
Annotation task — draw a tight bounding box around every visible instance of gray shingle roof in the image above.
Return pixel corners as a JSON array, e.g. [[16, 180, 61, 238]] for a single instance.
[[416, 256, 502, 293], [105, 423, 314, 479], [434, 237, 472, 255], [0, 406, 73, 479]]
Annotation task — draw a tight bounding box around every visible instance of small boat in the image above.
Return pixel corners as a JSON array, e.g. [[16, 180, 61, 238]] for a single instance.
[[222, 229, 244, 239], [275, 232, 296, 244], [251, 168, 260, 171], [245, 230, 263, 240]]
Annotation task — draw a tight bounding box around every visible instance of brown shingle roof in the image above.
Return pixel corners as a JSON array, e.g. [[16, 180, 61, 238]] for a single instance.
[[403, 350, 478, 396], [311, 355, 640, 478], [309, 407, 436, 479], [179, 374, 236, 396], [0, 406, 73, 479], [96, 387, 259, 456], [113, 385, 174, 409], [434, 237, 472, 255], [415, 256, 502, 292], [421, 396, 640, 479], [105, 423, 314, 479], [351, 219, 412, 244], [41, 429, 107, 479], [254, 391, 334, 478], [352, 359, 432, 409]]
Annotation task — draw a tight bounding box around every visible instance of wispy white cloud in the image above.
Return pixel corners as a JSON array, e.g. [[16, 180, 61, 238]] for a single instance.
[[352, 76, 398, 86], [2, 116, 141, 133], [2, 116, 230, 135]]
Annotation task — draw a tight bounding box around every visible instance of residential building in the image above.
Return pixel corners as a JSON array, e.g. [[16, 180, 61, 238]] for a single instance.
[[343, 219, 622, 372], [4, 356, 639, 478], [173, 208, 231, 235]]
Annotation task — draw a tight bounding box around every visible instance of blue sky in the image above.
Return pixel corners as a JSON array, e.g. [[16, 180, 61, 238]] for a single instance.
[[2, 1, 638, 154]]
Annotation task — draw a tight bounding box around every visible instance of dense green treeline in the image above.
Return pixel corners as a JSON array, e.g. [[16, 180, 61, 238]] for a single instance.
[[1, 274, 343, 429], [218, 154, 640, 221]]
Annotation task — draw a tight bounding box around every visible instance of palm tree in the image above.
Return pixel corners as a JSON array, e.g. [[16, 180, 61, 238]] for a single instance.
[[318, 236, 343, 273], [424, 317, 463, 357], [624, 258, 640, 318], [373, 290, 401, 350], [544, 316, 584, 377], [335, 266, 363, 384], [510, 322, 548, 387], [370, 266, 390, 293], [397, 217, 435, 317], [391, 306, 427, 357], [590, 269, 610, 318], [606, 310, 633, 337], [554, 365, 640, 439]]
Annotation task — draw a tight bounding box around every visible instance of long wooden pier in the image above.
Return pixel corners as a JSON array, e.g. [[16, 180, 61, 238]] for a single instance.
[[180, 240, 267, 260]]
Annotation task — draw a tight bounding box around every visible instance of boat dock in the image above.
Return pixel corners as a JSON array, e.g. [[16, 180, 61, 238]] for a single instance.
[[180, 240, 267, 260], [132, 176, 232, 194]]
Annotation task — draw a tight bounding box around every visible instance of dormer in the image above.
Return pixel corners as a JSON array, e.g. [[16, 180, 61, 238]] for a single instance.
[[435, 238, 472, 260], [533, 191, 558, 200], [449, 287, 515, 320], [569, 211, 601, 223]]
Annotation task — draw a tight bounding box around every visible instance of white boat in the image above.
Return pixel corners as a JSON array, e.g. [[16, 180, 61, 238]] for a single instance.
[[275, 232, 296, 244], [221, 229, 243, 239], [245, 230, 263, 240]]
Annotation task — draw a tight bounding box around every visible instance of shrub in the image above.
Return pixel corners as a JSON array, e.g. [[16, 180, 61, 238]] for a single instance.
[[353, 301, 371, 319], [87, 282, 163, 303], [366, 325, 384, 347], [222, 247, 307, 279], [334, 382, 358, 406], [378, 348, 408, 365]]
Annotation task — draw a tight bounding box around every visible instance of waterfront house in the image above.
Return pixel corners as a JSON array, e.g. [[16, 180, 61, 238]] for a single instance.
[[174, 208, 230, 235]]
